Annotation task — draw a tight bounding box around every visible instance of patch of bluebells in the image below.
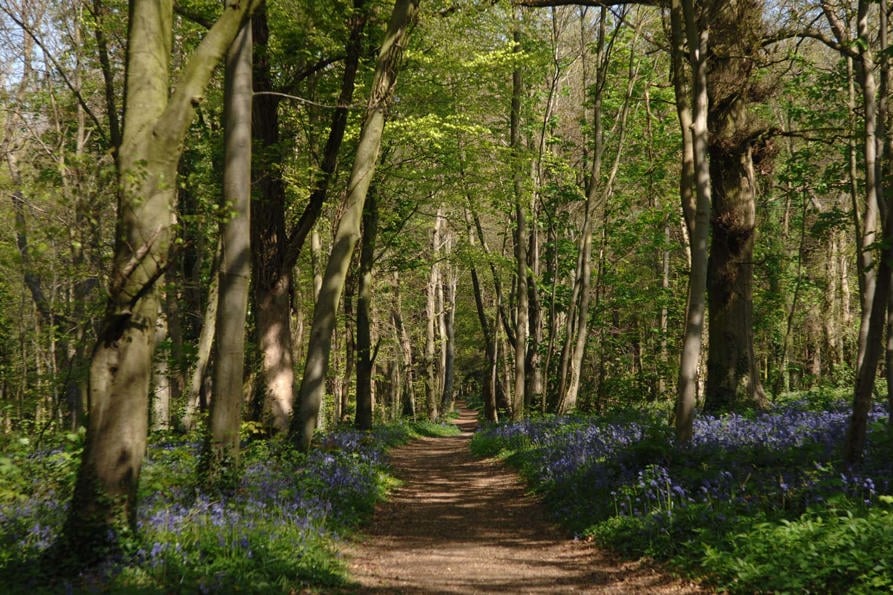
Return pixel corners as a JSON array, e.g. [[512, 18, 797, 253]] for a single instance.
[[476, 399, 892, 528], [131, 428, 388, 578], [0, 424, 399, 590], [479, 415, 649, 486]]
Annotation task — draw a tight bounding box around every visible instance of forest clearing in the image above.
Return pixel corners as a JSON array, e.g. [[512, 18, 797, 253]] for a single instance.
[[2, 0, 893, 592]]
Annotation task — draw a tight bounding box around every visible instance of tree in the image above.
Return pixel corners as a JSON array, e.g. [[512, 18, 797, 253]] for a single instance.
[[204, 16, 252, 488], [251, 0, 369, 435], [702, 0, 769, 413], [293, 0, 421, 451], [355, 188, 379, 430], [424, 207, 443, 420], [61, 0, 260, 563], [510, 20, 529, 421], [838, 0, 893, 464], [673, 0, 712, 441]]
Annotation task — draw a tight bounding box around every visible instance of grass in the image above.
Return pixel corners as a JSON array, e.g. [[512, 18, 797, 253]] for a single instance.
[[471, 392, 893, 593], [0, 418, 457, 593]]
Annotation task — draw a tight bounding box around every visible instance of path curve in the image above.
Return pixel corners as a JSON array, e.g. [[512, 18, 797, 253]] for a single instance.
[[341, 405, 707, 593]]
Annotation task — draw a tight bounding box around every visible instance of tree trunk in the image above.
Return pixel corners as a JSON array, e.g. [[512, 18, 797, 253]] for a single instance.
[[878, 0, 893, 425], [442, 269, 457, 413], [250, 5, 293, 435], [151, 310, 171, 431], [356, 190, 378, 431], [674, 0, 711, 443], [344, 265, 358, 421], [391, 271, 417, 419], [469, 250, 499, 423], [847, 0, 893, 461], [510, 24, 528, 422], [703, 0, 767, 413], [251, 1, 368, 435], [204, 17, 252, 488], [526, 225, 544, 411], [181, 251, 219, 431], [424, 209, 443, 421], [62, 0, 259, 562], [292, 0, 419, 451]]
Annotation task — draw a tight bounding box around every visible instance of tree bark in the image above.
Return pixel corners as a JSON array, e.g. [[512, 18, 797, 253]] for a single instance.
[[703, 0, 767, 413], [251, 0, 368, 435], [391, 271, 417, 418], [292, 0, 419, 451], [424, 208, 443, 421], [510, 23, 528, 421], [467, 218, 499, 422], [151, 311, 171, 431], [356, 189, 378, 430], [674, 0, 711, 443], [846, 0, 893, 462], [441, 248, 458, 414], [204, 17, 252, 488], [249, 5, 293, 434]]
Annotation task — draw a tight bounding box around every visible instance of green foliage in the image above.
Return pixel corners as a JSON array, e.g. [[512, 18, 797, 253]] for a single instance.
[[698, 504, 893, 593], [476, 394, 893, 592], [0, 418, 448, 593]]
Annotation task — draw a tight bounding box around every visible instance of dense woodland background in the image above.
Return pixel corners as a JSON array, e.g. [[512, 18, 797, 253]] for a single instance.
[[0, 0, 892, 578]]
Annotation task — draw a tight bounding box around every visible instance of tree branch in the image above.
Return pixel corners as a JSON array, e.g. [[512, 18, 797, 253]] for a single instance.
[[0, 5, 110, 147], [156, 0, 262, 152]]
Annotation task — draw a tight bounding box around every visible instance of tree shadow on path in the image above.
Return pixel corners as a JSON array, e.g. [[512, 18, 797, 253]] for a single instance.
[[340, 404, 708, 594]]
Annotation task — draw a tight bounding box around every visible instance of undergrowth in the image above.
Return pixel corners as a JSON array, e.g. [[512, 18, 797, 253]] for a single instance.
[[472, 392, 893, 593], [0, 418, 456, 593]]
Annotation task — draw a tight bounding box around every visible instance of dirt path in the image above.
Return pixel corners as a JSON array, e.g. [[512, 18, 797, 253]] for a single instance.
[[340, 405, 707, 594]]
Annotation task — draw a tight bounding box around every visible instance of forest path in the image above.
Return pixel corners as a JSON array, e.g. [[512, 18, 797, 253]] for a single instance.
[[338, 404, 707, 594]]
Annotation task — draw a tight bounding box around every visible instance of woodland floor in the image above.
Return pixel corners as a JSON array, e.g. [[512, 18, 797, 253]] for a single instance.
[[338, 404, 709, 594]]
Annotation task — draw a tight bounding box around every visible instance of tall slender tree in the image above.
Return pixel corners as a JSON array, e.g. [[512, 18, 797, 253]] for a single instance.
[[204, 16, 252, 488], [293, 0, 421, 451], [355, 188, 379, 430], [673, 0, 711, 442], [510, 22, 529, 421]]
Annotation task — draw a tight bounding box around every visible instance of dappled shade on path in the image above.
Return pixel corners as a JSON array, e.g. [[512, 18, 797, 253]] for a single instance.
[[342, 405, 706, 593]]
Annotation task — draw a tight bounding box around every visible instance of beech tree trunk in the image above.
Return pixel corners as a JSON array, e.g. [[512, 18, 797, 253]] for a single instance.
[[62, 0, 259, 562], [391, 271, 417, 418], [424, 209, 443, 421], [846, 0, 892, 462], [356, 190, 378, 430], [510, 24, 528, 421], [251, 1, 368, 434], [151, 312, 171, 431], [674, 0, 711, 443], [292, 0, 419, 450], [204, 18, 252, 487], [441, 255, 458, 414]]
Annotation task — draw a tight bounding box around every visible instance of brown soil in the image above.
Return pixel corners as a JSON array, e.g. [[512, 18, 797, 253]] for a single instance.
[[338, 404, 709, 594]]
